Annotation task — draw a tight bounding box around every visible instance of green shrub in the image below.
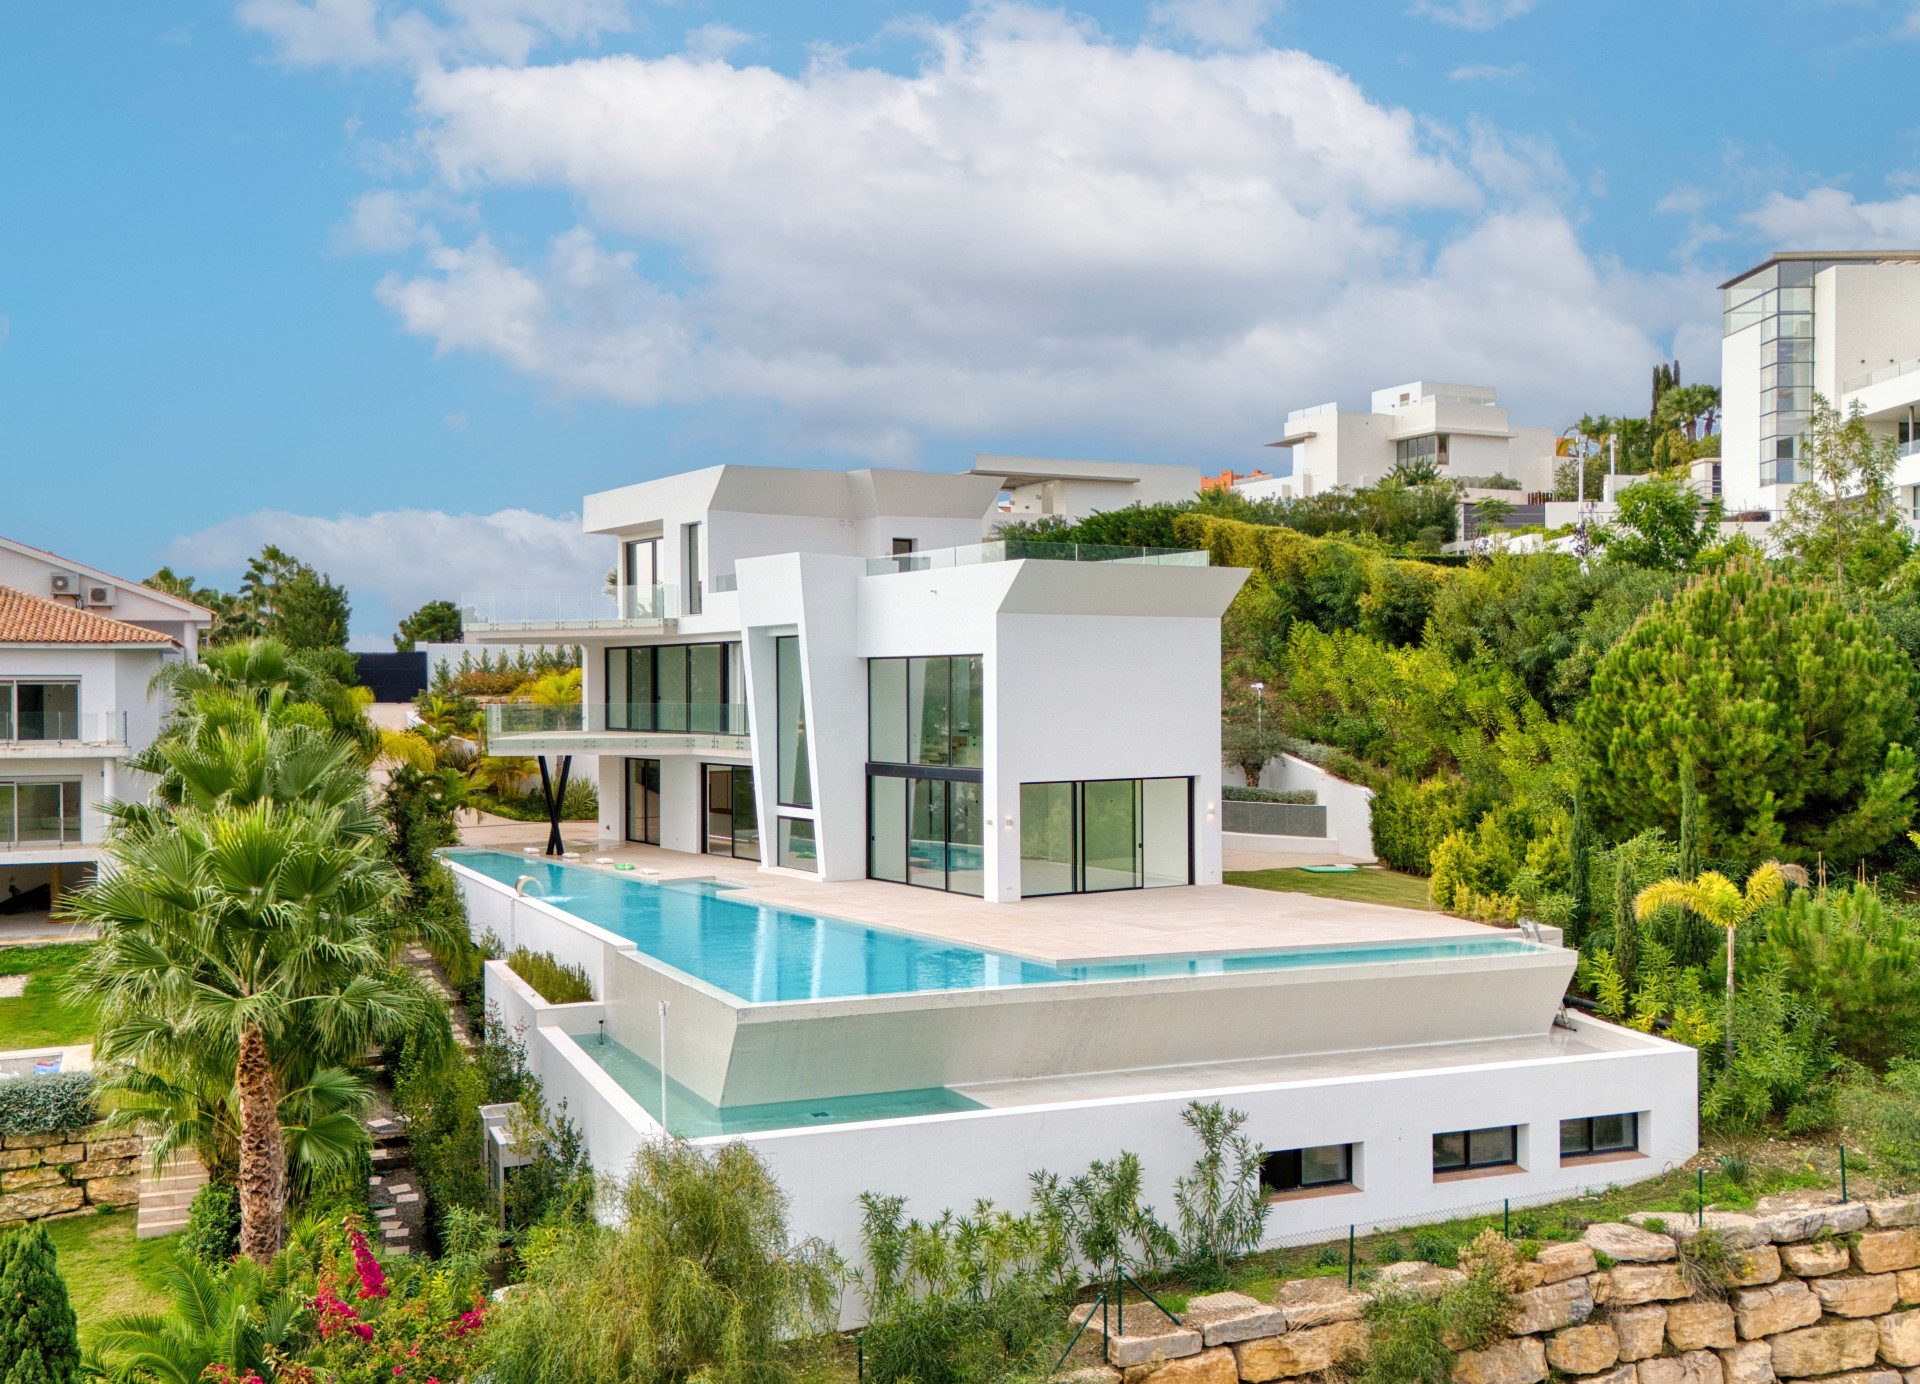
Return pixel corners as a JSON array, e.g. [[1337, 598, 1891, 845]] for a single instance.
[[1371, 776, 1468, 875], [1441, 1229, 1519, 1351], [0, 1072, 95, 1136], [1677, 1227, 1740, 1299], [1359, 1289, 1453, 1384], [862, 1290, 1062, 1384], [1223, 787, 1317, 804], [0, 1222, 80, 1384], [508, 948, 594, 1005], [180, 1183, 241, 1267]]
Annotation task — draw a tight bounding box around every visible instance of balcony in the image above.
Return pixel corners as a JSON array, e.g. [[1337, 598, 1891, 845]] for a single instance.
[[866, 540, 1208, 576], [1, 711, 128, 752], [459, 585, 679, 634], [485, 701, 750, 755]]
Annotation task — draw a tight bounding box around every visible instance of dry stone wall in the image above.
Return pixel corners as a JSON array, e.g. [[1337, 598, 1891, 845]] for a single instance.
[[0, 1123, 142, 1223], [1058, 1191, 1920, 1384]]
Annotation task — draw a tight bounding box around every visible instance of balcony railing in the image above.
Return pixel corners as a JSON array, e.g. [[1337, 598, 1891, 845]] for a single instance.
[[1284, 401, 1337, 427], [487, 702, 749, 737], [1845, 356, 1920, 396], [711, 573, 738, 593], [0, 712, 127, 746], [459, 585, 678, 629], [866, 540, 1208, 576]]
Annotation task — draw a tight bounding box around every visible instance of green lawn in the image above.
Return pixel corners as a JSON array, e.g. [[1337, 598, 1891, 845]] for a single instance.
[[1225, 864, 1437, 911], [0, 943, 100, 1049], [41, 1209, 177, 1347]]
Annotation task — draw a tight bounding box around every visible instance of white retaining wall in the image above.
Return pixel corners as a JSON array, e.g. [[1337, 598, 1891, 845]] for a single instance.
[[1238, 752, 1377, 860]]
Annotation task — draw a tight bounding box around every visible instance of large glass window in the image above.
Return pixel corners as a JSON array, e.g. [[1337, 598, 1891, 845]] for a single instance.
[[0, 683, 79, 742], [869, 656, 983, 768], [1019, 779, 1191, 896], [777, 817, 816, 872], [0, 780, 82, 845], [1433, 1126, 1518, 1174], [869, 771, 983, 896], [624, 537, 659, 588], [625, 758, 660, 845], [607, 643, 742, 733], [776, 636, 810, 807], [704, 765, 758, 860]]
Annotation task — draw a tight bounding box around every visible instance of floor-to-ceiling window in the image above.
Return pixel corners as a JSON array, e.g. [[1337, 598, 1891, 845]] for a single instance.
[[625, 758, 661, 845], [773, 635, 815, 872], [1019, 778, 1191, 896], [606, 642, 744, 733], [867, 655, 984, 896], [0, 683, 79, 742], [705, 764, 759, 860], [0, 780, 83, 845]]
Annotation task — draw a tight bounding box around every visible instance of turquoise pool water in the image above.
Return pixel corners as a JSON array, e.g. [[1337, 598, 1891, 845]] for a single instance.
[[446, 850, 1545, 1003], [578, 1033, 983, 1135]]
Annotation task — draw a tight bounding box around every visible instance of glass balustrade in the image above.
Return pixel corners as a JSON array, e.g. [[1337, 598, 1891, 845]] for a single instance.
[[865, 540, 1208, 576], [458, 585, 679, 628], [487, 702, 748, 736]]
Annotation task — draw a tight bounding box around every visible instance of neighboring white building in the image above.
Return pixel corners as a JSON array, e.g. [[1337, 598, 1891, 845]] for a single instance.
[[1255, 382, 1560, 499], [1719, 252, 1920, 514], [971, 454, 1204, 525], [460, 462, 1242, 902], [0, 540, 211, 904]]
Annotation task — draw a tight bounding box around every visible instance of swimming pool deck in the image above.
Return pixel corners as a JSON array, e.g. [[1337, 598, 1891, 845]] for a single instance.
[[454, 819, 1495, 967]]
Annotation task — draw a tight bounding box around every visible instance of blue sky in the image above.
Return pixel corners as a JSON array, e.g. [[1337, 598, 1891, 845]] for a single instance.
[[4, 0, 1917, 646]]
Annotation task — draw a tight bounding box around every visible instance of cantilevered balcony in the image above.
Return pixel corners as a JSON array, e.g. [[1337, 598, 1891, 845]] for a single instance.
[[459, 585, 679, 634], [485, 701, 749, 756]]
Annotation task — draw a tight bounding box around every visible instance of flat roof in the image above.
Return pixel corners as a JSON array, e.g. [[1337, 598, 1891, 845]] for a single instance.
[[1719, 250, 1920, 290]]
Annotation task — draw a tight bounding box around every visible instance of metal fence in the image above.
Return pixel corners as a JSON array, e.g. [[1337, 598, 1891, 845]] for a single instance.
[[1223, 800, 1327, 838]]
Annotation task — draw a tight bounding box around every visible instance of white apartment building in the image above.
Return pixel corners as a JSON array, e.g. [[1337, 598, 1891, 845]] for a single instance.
[[0, 537, 211, 904], [1720, 252, 1920, 513], [460, 464, 1242, 902], [1255, 382, 1560, 499]]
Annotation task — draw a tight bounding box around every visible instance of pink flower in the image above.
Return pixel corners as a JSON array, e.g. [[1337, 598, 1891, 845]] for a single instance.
[[346, 1221, 389, 1299]]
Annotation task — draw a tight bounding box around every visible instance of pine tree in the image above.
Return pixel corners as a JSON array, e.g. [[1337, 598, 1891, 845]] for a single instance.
[[1613, 854, 1640, 991], [0, 1223, 80, 1384], [1568, 784, 1593, 946], [1678, 755, 1700, 883]]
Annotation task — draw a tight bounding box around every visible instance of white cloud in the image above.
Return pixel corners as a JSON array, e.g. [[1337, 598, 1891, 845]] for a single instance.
[[165, 507, 608, 647], [1655, 184, 1708, 216], [238, 0, 629, 68], [1411, 0, 1538, 29], [332, 189, 449, 253], [1147, 0, 1282, 49], [311, 4, 1701, 455], [1447, 62, 1526, 81], [1743, 187, 1920, 249], [444, 411, 468, 428], [684, 23, 752, 61]]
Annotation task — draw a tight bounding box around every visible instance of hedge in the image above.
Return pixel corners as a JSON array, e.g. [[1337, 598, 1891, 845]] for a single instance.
[[0, 1072, 97, 1136], [1222, 787, 1317, 804]]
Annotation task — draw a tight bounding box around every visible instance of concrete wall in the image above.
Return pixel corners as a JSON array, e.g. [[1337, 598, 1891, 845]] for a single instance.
[[1255, 753, 1376, 860], [1721, 321, 1763, 507]]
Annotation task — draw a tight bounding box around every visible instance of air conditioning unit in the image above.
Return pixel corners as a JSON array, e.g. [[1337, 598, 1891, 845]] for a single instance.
[[85, 584, 116, 607], [48, 571, 83, 598]]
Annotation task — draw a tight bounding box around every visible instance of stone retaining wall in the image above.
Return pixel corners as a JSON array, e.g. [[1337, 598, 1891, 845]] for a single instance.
[[1060, 1191, 1920, 1384], [0, 1125, 142, 1222]]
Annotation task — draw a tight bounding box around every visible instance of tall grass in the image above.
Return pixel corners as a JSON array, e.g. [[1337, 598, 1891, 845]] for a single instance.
[[509, 948, 593, 1004]]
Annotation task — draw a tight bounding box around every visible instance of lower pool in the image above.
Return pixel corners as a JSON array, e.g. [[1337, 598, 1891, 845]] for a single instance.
[[447, 849, 1545, 1005]]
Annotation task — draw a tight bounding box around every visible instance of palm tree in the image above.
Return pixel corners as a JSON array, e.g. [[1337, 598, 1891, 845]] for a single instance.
[[1635, 860, 1806, 1061], [67, 715, 454, 1262], [93, 1255, 300, 1384]]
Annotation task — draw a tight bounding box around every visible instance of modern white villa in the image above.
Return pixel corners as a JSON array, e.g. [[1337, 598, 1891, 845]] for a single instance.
[[444, 462, 1697, 1287], [1719, 251, 1920, 516], [0, 536, 211, 908], [1257, 381, 1562, 500]]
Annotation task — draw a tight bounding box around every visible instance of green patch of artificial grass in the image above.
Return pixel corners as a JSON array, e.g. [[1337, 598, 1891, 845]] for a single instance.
[[0, 942, 100, 1050], [40, 1208, 177, 1347], [1224, 864, 1437, 912]]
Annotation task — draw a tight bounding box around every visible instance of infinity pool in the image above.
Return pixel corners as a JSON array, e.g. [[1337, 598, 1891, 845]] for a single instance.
[[446, 850, 1546, 1004]]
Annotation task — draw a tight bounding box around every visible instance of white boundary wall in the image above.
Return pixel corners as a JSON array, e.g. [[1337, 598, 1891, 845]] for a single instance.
[[1249, 753, 1376, 860]]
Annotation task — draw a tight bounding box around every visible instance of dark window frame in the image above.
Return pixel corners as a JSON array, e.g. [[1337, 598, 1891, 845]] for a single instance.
[[866, 655, 984, 770], [775, 635, 811, 808], [623, 757, 661, 846], [1017, 777, 1194, 897], [865, 770, 983, 897], [1560, 1113, 1639, 1160], [1262, 1143, 1353, 1195], [605, 642, 743, 733], [1432, 1125, 1519, 1173]]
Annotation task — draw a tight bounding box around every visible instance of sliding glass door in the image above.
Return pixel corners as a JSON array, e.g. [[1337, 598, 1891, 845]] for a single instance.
[[868, 772, 983, 897], [625, 758, 660, 845], [1019, 777, 1191, 897], [704, 764, 759, 860]]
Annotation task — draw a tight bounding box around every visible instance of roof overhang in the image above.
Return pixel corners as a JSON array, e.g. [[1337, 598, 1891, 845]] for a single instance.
[[1265, 431, 1314, 447], [968, 466, 1144, 485], [1719, 251, 1920, 291]]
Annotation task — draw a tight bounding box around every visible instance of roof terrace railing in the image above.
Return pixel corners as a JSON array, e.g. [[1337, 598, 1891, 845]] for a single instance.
[[1845, 356, 1920, 396], [460, 585, 678, 629], [488, 701, 748, 737], [1284, 402, 1337, 427], [865, 540, 1209, 576]]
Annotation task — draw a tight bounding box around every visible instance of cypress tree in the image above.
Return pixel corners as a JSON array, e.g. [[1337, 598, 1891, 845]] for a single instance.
[[1568, 785, 1593, 946], [0, 1223, 80, 1384], [1613, 853, 1640, 991]]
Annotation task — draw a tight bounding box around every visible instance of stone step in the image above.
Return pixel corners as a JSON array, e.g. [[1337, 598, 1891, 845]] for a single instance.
[[136, 1144, 207, 1241]]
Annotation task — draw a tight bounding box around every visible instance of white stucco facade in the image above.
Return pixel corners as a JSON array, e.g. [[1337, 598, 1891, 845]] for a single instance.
[[1254, 382, 1560, 499]]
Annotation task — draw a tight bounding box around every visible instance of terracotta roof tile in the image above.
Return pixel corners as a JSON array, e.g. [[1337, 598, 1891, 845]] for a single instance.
[[0, 587, 178, 646]]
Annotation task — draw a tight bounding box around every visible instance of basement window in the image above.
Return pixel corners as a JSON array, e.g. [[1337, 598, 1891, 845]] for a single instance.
[[1560, 1113, 1638, 1160], [1433, 1125, 1517, 1174], [1263, 1144, 1353, 1195]]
